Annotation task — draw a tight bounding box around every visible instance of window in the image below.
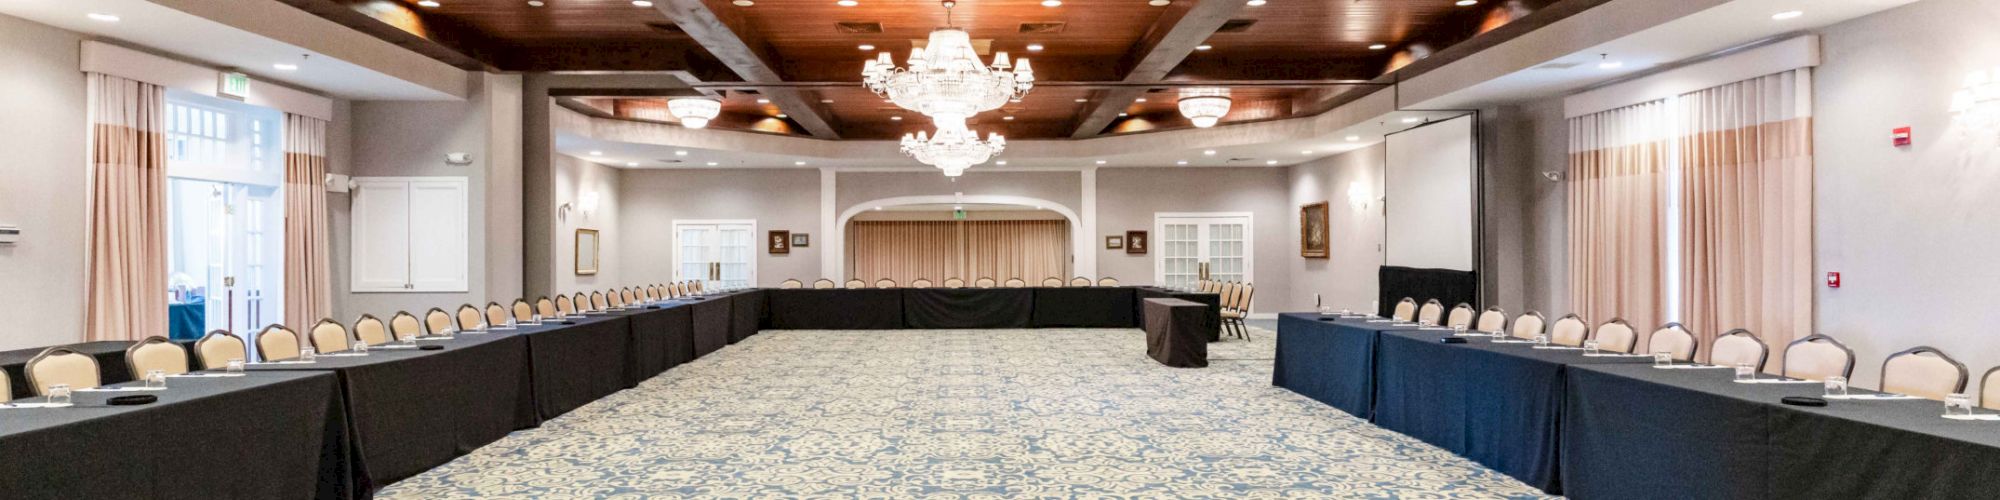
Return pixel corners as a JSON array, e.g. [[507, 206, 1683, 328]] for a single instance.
[[1154, 213, 1254, 289], [164, 91, 284, 337]]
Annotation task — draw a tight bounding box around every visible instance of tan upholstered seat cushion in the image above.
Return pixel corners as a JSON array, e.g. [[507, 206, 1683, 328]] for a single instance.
[[1647, 326, 1697, 361], [196, 333, 247, 369], [310, 322, 351, 353], [1511, 314, 1546, 340], [1784, 340, 1852, 381], [1550, 317, 1589, 347], [1882, 352, 1964, 400], [1710, 335, 1767, 370], [29, 351, 99, 394], [1474, 311, 1507, 333], [128, 340, 190, 376], [1593, 322, 1637, 353]]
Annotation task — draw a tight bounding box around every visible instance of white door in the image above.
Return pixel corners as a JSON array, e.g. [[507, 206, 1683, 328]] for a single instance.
[[1154, 213, 1253, 289], [674, 220, 756, 289]]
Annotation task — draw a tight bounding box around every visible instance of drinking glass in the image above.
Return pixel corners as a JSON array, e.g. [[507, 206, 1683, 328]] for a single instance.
[[1734, 363, 1755, 381], [1946, 393, 1974, 416], [226, 359, 246, 374], [47, 384, 71, 406], [300, 346, 317, 362], [1492, 328, 1509, 339], [531, 314, 543, 326], [353, 339, 370, 354], [1533, 333, 1550, 347], [1339, 308, 1352, 317], [1653, 351, 1673, 367], [1318, 305, 1332, 315], [145, 369, 166, 389], [1824, 376, 1849, 397], [398, 331, 416, 344], [1583, 340, 1601, 356], [1452, 325, 1468, 336]]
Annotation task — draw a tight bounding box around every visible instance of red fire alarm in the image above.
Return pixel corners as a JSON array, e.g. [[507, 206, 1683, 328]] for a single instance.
[[1827, 272, 1841, 288], [1893, 127, 1912, 147]]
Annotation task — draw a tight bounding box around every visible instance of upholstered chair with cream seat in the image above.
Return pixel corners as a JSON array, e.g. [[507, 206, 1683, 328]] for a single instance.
[[457, 304, 486, 331], [1041, 277, 1064, 287], [1710, 329, 1770, 372], [425, 308, 456, 335], [845, 279, 867, 289], [1098, 277, 1120, 287], [1416, 299, 1445, 326], [1070, 277, 1092, 287], [1474, 307, 1508, 333], [876, 279, 898, 289], [811, 279, 836, 289], [1591, 319, 1638, 353], [487, 303, 512, 328], [308, 319, 352, 353], [1782, 334, 1857, 382], [1549, 314, 1589, 346], [588, 291, 609, 311], [975, 277, 997, 288], [622, 288, 639, 305], [26, 347, 100, 395], [910, 278, 933, 288], [513, 300, 537, 323], [942, 278, 965, 288], [1392, 298, 1418, 322], [353, 315, 391, 346], [1510, 311, 1547, 340], [1880, 346, 1968, 400], [1445, 303, 1476, 329], [692, 281, 704, 293], [195, 330, 248, 370], [780, 279, 804, 289], [1004, 278, 1027, 288], [391, 311, 425, 340], [573, 293, 593, 313], [256, 325, 303, 361], [125, 336, 190, 377], [1981, 367, 2000, 410], [1647, 323, 1698, 362], [553, 295, 575, 317], [0, 371, 9, 403]]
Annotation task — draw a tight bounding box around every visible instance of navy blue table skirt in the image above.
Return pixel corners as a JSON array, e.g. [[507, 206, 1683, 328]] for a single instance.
[[1272, 314, 1415, 419]]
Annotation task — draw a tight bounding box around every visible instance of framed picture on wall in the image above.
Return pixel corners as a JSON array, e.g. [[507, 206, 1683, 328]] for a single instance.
[[1301, 201, 1330, 259], [768, 230, 791, 254], [1106, 236, 1124, 249], [1126, 230, 1149, 255], [575, 228, 600, 275], [792, 233, 811, 248]]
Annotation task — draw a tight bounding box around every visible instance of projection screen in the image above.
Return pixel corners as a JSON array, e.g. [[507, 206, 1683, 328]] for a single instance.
[[1383, 114, 1477, 271]]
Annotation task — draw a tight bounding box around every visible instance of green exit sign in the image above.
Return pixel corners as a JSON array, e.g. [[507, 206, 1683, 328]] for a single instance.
[[218, 72, 251, 99], [953, 209, 967, 220]]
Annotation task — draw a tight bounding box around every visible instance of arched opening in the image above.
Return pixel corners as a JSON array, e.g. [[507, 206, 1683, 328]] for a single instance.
[[832, 195, 1085, 283]]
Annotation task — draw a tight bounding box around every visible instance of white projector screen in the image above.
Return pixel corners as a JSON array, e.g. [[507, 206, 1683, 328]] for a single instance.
[[1384, 115, 1476, 271]]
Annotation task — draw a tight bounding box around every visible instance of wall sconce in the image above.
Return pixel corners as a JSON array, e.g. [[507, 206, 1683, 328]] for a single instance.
[[579, 191, 601, 213], [1950, 68, 2000, 139], [1347, 182, 1372, 209]]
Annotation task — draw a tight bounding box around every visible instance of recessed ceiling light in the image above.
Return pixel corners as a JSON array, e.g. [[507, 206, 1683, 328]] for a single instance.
[[890, 116, 903, 121], [1772, 10, 1803, 20], [1266, 160, 1278, 165], [1455, 0, 1477, 6], [874, 206, 884, 211], [588, 151, 603, 156], [1003, 116, 1015, 121], [1368, 43, 1388, 50], [1095, 160, 1108, 165], [1149, 0, 1169, 6], [1195, 44, 1213, 51], [1301, 150, 1313, 155], [273, 63, 299, 71], [1176, 160, 1189, 165], [1118, 112, 1129, 117], [527, 0, 544, 6], [1075, 98, 1088, 103], [821, 99, 835, 103], [996, 160, 1008, 165], [626, 162, 639, 167], [86, 12, 120, 22], [732, 0, 754, 5], [777, 113, 789, 118], [1026, 44, 1045, 52], [1598, 60, 1624, 69], [674, 150, 689, 156], [1135, 98, 1148, 103], [1246, 0, 1266, 6], [837, 0, 858, 6], [1203, 150, 1217, 156], [1041, 0, 1061, 6], [632, 0, 654, 6], [417, 0, 441, 7], [858, 44, 875, 51], [1402, 117, 1422, 124], [707, 161, 719, 166], [756, 98, 770, 104], [794, 161, 807, 166], [1346, 135, 1360, 141]]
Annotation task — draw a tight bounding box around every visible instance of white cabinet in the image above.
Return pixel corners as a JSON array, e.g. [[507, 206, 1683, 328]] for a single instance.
[[351, 177, 468, 292]]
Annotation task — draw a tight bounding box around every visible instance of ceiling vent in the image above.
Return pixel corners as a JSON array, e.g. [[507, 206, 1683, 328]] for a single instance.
[[1535, 62, 1584, 70], [837, 22, 884, 34], [1019, 22, 1066, 34], [1215, 19, 1257, 33], [653, 159, 685, 164]]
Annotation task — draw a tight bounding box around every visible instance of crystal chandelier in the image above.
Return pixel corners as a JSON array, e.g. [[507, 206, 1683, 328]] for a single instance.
[[901, 119, 1005, 177], [1178, 88, 1233, 128], [667, 98, 721, 129], [864, 0, 1032, 176]]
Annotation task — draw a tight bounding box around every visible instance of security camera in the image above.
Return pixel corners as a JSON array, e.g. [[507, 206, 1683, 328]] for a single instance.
[[1542, 171, 1564, 182]]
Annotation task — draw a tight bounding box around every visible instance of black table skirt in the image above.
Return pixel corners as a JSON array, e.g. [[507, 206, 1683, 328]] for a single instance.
[[623, 305, 695, 381], [1143, 298, 1208, 368], [904, 288, 1033, 328], [1, 340, 198, 398], [685, 297, 733, 357], [1135, 288, 1220, 341], [522, 315, 633, 419], [729, 290, 767, 343], [1272, 314, 1407, 419], [1031, 287, 1136, 328], [0, 371, 349, 500], [767, 289, 905, 330]]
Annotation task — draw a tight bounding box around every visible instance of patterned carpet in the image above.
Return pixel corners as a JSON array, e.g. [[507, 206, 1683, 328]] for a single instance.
[[379, 327, 1547, 499]]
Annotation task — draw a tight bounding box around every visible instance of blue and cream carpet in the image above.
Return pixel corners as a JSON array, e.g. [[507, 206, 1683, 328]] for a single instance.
[[379, 328, 1547, 498]]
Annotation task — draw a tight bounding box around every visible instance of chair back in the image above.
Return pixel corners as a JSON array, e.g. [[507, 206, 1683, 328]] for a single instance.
[[1710, 329, 1770, 372], [125, 336, 190, 377], [1593, 319, 1637, 353], [1098, 277, 1120, 287], [309, 319, 351, 353], [975, 277, 997, 288], [1392, 298, 1418, 321], [425, 308, 455, 335], [875, 278, 897, 288], [1238, 283, 1256, 314], [1041, 277, 1064, 287], [0, 370, 8, 403], [844, 279, 867, 289], [691, 281, 703, 293], [943, 278, 965, 288], [1982, 367, 2000, 411], [812, 279, 836, 289], [780, 279, 804, 289], [1783, 334, 1856, 382], [26, 347, 100, 395], [1217, 282, 1238, 310], [1881, 346, 1968, 400], [1070, 277, 1091, 287], [607, 289, 625, 308], [194, 330, 248, 370], [1445, 303, 1476, 329], [573, 292, 593, 312], [256, 325, 303, 361], [1474, 307, 1507, 333], [487, 303, 511, 327], [457, 304, 485, 330], [1550, 314, 1588, 346], [589, 291, 608, 310], [390, 311, 423, 339], [1004, 278, 1027, 287], [622, 288, 638, 305], [354, 315, 391, 345], [553, 295, 574, 315], [513, 300, 536, 322], [1646, 323, 1698, 361], [641, 286, 657, 301], [1416, 299, 1445, 325], [910, 278, 934, 288], [1510, 311, 1547, 340]]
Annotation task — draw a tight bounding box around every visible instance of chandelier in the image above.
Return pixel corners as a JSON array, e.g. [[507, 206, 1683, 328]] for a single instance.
[[902, 119, 1005, 177], [864, 1, 1032, 176], [1178, 88, 1232, 128], [667, 98, 721, 129]]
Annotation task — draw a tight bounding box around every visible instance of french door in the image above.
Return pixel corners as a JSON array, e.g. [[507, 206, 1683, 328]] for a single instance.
[[673, 220, 756, 289], [1155, 213, 1253, 289]]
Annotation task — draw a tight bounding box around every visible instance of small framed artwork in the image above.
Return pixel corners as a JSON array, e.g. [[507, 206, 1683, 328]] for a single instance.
[[1126, 230, 1149, 255], [791, 233, 811, 248], [575, 228, 600, 275], [1301, 201, 1330, 259], [768, 230, 791, 254], [1105, 235, 1124, 249]]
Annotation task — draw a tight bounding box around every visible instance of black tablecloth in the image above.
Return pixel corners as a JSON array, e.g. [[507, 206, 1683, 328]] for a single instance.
[[0, 371, 349, 499], [1030, 287, 1136, 328], [516, 315, 633, 419], [1143, 298, 1207, 368], [1378, 266, 1477, 318], [904, 288, 1033, 328], [728, 289, 767, 343], [1135, 288, 1220, 341], [1272, 314, 1415, 418], [681, 297, 733, 357], [248, 333, 533, 494], [1373, 330, 1653, 494], [766, 289, 905, 330], [621, 305, 696, 381], [0, 340, 198, 398]]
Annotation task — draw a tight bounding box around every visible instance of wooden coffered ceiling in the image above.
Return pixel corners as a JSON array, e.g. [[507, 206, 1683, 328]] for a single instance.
[[291, 0, 1581, 139]]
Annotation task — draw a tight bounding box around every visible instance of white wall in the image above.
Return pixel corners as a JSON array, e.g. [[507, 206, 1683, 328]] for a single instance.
[[552, 154, 621, 294], [617, 168, 823, 287], [0, 14, 88, 350], [1286, 145, 1387, 313]]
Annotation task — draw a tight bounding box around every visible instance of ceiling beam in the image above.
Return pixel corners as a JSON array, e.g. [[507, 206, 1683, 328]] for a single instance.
[[1068, 0, 1246, 138], [275, 0, 496, 71], [652, 0, 840, 139]]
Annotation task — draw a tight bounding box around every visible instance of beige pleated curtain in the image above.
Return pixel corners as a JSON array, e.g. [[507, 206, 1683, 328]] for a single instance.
[[1567, 101, 1670, 340], [850, 220, 1068, 285], [84, 74, 170, 342], [284, 113, 332, 328]]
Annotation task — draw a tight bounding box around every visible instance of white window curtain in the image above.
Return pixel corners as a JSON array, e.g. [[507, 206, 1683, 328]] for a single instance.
[[85, 73, 170, 341], [284, 113, 331, 328], [1567, 100, 1672, 340], [850, 220, 1068, 285]]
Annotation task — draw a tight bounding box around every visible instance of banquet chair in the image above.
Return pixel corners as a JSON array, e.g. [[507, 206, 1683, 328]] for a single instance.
[[1550, 314, 1589, 346], [642, 286, 658, 301], [1202, 280, 1219, 293], [1042, 277, 1065, 287], [125, 336, 190, 377], [780, 279, 804, 289], [1445, 303, 1476, 329], [553, 295, 575, 317], [1416, 299, 1445, 326], [668, 282, 683, 297], [607, 289, 625, 308], [1225, 283, 1256, 341], [1880, 346, 1968, 400], [1070, 277, 1091, 287], [390, 312, 424, 340], [589, 291, 609, 311], [1474, 307, 1508, 333], [1981, 367, 2000, 410], [1710, 329, 1770, 372], [1591, 319, 1637, 353], [692, 281, 704, 293], [573, 292, 593, 313], [1392, 298, 1418, 322], [1782, 334, 1857, 382], [487, 302, 512, 328], [876, 279, 898, 288], [309, 319, 352, 353], [353, 315, 391, 346], [975, 277, 997, 288], [425, 308, 456, 335], [622, 288, 639, 305], [256, 325, 303, 362], [943, 278, 966, 288], [1098, 277, 1120, 287], [910, 278, 934, 288], [811, 279, 835, 289], [1004, 278, 1027, 288], [513, 300, 537, 322], [457, 304, 486, 331], [845, 279, 868, 289], [25, 347, 100, 395], [0, 371, 9, 403], [195, 330, 247, 370], [1217, 282, 1241, 338], [1645, 323, 1698, 361], [1510, 311, 1547, 340]]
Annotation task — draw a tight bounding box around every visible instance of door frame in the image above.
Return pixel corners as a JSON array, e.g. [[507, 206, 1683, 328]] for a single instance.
[[670, 219, 758, 285], [1152, 212, 1255, 286]]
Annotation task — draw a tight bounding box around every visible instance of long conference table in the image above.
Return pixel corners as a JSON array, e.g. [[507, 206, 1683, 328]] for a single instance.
[[0, 286, 1212, 499], [1274, 312, 2000, 499]]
